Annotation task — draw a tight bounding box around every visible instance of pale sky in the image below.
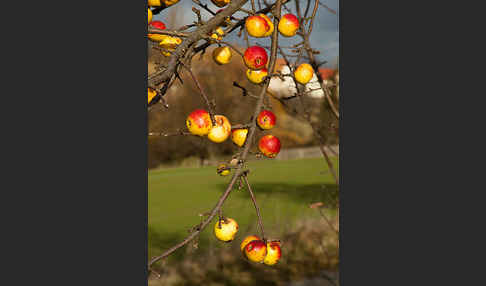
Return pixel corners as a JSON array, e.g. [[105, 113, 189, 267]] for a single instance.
[[153, 0, 339, 68]]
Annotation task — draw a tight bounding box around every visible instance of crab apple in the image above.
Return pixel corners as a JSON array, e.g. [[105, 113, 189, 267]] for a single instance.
[[244, 239, 267, 263], [148, 9, 153, 24], [147, 88, 157, 104], [211, 0, 230, 8], [148, 20, 167, 42], [149, 0, 180, 6], [278, 13, 299, 37], [208, 115, 232, 143], [263, 241, 282, 266], [246, 68, 268, 84], [214, 217, 239, 242], [217, 163, 230, 176], [231, 128, 248, 147], [243, 46, 268, 70], [258, 135, 281, 158], [245, 15, 270, 38], [211, 27, 225, 41], [240, 235, 261, 253], [294, 63, 314, 85], [148, 0, 161, 6], [186, 109, 213, 136], [259, 14, 274, 37], [257, 110, 276, 130], [213, 46, 232, 65]]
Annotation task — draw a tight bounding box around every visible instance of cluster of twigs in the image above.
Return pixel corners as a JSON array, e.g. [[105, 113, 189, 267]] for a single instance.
[[147, 0, 338, 274]]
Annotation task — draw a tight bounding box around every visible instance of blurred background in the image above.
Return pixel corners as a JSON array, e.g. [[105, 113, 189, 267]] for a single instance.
[[148, 1, 339, 285]]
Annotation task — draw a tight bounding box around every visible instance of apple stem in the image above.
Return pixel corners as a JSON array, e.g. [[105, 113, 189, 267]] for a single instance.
[[242, 173, 266, 241]]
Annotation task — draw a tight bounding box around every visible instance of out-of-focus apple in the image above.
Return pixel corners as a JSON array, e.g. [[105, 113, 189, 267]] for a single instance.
[[213, 46, 232, 65]]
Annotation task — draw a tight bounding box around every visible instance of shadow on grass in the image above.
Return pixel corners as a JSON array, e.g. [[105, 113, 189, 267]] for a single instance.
[[217, 182, 339, 208]]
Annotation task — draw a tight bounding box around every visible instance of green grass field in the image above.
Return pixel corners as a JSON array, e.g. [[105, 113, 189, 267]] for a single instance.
[[149, 157, 339, 260]]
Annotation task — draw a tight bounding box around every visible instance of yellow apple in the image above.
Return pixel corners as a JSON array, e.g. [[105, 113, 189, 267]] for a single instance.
[[294, 63, 314, 84], [214, 217, 239, 242], [213, 46, 232, 65], [231, 128, 248, 147], [208, 115, 231, 143], [148, 9, 153, 24], [246, 68, 268, 84]]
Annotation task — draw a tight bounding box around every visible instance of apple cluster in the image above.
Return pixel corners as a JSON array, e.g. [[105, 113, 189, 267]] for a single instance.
[[213, 218, 282, 266]]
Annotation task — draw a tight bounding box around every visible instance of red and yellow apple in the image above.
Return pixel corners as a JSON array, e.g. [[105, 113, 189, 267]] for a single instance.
[[214, 217, 239, 242], [186, 109, 213, 136], [263, 241, 282, 266], [208, 115, 232, 143], [278, 13, 299, 37], [246, 68, 268, 84], [211, 0, 230, 8], [231, 128, 248, 147], [245, 15, 270, 38], [213, 46, 232, 65], [258, 135, 281, 158], [240, 235, 261, 253], [243, 46, 268, 70], [259, 14, 274, 37], [257, 109, 276, 130], [294, 63, 314, 84], [244, 239, 267, 263], [148, 20, 167, 42]]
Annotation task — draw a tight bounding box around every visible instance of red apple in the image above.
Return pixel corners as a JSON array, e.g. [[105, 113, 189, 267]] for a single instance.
[[244, 239, 267, 263], [257, 109, 276, 130], [243, 46, 268, 70], [258, 135, 281, 158], [245, 15, 270, 38], [278, 13, 299, 37], [186, 109, 213, 136]]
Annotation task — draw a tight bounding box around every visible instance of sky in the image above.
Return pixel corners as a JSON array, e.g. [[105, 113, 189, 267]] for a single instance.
[[153, 0, 339, 68]]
